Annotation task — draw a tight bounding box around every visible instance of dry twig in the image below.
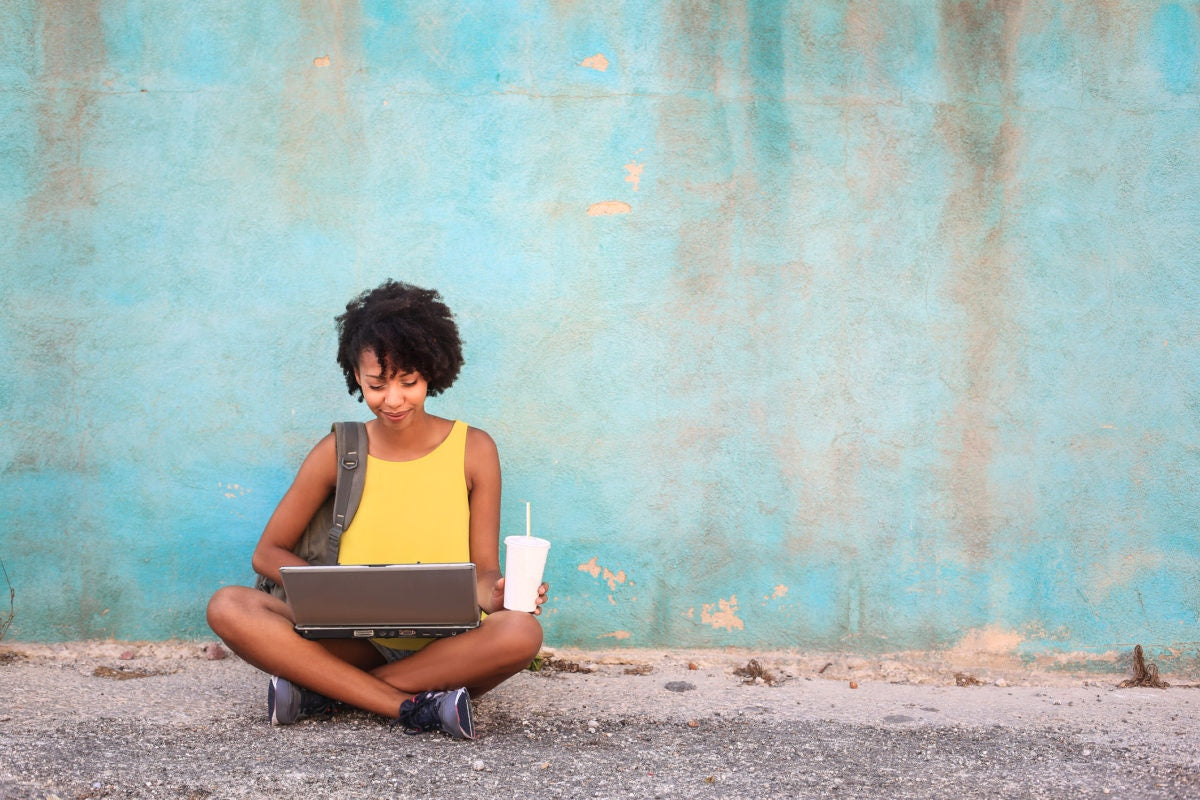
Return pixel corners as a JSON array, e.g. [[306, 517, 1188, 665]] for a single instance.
[[538, 656, 594, 674], [733, 658, 779, 686], [0, 560, 13, 642]]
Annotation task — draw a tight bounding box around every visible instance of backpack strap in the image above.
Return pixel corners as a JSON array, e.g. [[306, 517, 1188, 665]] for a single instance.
[[323, 421, 368, 565]]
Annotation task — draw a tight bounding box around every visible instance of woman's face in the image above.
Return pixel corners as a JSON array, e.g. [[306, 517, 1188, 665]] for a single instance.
[[354, 349, 429, 429]]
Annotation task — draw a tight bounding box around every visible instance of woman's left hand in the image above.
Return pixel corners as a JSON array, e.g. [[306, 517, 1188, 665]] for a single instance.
[[532, 581, 550, 616], [487, 578, 550, 615]]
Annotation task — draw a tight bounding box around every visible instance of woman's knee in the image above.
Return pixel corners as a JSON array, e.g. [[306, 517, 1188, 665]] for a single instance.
[[487, 610, 543, 662], [205, 586, 241, 633], [206, 586, 273, 636]]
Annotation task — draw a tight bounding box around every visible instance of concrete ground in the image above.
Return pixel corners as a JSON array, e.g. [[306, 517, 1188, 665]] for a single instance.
[[2, 641, 1198, 799]]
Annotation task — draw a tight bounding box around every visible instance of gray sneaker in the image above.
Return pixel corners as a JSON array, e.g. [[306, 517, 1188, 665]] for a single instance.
[[267, 676, 336, 726], [394, 688, 475, 740]]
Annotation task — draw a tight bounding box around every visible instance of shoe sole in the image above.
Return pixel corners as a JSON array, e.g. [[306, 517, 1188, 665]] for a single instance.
[[450, 688, 475, 740], [268, 676, 297, 726]]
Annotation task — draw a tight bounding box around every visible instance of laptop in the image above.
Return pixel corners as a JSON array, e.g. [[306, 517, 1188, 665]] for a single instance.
[[279, 563, 481, 640]]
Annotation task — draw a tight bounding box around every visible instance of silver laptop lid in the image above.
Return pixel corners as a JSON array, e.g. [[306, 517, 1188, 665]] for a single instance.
[[280, 563, 479, 629]]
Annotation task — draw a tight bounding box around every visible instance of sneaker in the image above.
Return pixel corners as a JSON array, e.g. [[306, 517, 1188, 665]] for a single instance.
[[394, 687, 475, 740], [267, 676, 337, 726]]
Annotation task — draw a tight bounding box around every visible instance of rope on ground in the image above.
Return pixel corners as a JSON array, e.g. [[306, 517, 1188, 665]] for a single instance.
[[1118, 644, 1169, 688]]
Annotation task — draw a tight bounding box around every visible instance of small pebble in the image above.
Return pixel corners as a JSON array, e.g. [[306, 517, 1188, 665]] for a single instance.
[[687, 719, 699, 728], [472, 760, 485, 771], [204, 643, 228, 661], [849, 681, 859, 689], [119, 650, 135, 660], [688, 662, 699, 670]]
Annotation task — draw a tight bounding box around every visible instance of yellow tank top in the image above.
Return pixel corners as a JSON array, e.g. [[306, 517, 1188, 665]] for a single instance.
[[338, 419, 471, 565], [337, 420, 471, 651]]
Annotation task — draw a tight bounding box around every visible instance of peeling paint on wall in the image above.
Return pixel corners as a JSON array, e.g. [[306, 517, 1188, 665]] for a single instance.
[[218, 483, 249, 500], [623, 160, 643, 192], [699, 596, 744, 632], [586, 200, 631, 216], [578, 557, 628, 591], [948, 627, 1026, 659], [580, 53, 609, 72], [598, 630, 631, 641]]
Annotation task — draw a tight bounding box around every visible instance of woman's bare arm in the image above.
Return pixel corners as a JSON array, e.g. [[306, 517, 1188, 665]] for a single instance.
[[464, 426, 503, 613], [250, 433, 338, 585]]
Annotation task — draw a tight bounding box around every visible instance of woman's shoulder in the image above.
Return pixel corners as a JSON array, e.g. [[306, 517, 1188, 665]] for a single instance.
[[307, 429, 339, 460], [462, 422, 498, 468], [462, 421, 496, 450], [290, 429, 338, 492], [462, 423, 499, 490]]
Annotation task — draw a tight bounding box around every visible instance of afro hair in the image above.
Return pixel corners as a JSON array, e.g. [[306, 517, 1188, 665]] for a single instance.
[[335, 280, 464, 399]]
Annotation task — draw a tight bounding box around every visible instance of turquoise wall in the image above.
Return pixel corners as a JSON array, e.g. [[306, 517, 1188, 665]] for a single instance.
[[2, 1, 1198, 665]]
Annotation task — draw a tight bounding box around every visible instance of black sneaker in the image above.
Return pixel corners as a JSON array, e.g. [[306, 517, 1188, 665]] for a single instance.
[[394, 688, 475, 740], [267, 676, 336, 726]]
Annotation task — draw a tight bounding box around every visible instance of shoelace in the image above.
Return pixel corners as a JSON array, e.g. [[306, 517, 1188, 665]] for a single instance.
[[393, 690, 446, 735]]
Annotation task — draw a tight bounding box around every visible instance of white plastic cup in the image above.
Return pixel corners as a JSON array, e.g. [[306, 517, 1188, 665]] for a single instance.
[[503, 535, 550, 612]]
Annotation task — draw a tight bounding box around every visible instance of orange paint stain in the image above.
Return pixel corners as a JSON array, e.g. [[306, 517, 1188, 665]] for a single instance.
[[598, 630, 631, 640], [701, 595, 744, 631], [624, 161, 643, 192], [580, 53, 609, 71], [587, 201, 631, 216], [579, 557, 629, 590], [578, 556, 602, 578]]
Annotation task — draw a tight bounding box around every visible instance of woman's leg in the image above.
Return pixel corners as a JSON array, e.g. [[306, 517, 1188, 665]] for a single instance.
[[206, 586, 407, 718], [371, 610, 543, 697], [208, 588, 542, 715]]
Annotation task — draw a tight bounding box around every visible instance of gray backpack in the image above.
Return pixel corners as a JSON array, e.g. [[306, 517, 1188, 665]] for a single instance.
[[254, 421, 368, 600]]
